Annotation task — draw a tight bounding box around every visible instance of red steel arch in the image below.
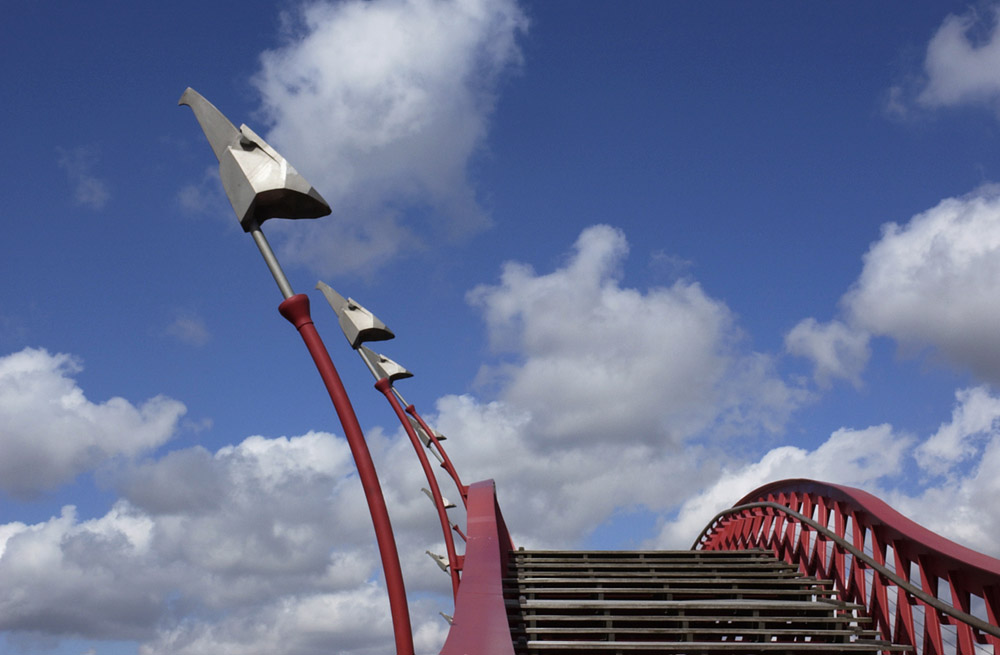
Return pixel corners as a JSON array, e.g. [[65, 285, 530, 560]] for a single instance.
[[694, 478, 1000, 655]]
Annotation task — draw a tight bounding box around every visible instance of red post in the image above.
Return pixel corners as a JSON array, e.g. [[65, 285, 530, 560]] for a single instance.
[[439, 480, 516, 655], [405, 405, 469, 507], [278, 294, 414, 655], [375, 378, 461, 599]]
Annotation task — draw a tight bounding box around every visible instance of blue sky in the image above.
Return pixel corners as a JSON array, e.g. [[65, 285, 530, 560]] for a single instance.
[[4, 1, 1000, 653]]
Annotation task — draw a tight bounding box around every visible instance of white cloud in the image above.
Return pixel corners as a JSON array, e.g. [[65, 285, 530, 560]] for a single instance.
[[882, 385, 1000, 556], [9, 372, 1000, 653], [57, 146, 110, 210], [915, 385, 1000, 476], [885, 5, 1000, 117], [652, 383, 1000, 558], [429, 392, 720, 548], [164, 313, 210, 346], [468, 225, 806, 446], [843, 186, 1000, 383], [784, 318, 870, 388], [917, 5, 1000, 109], [651, 423, 912, 549], [888, 437, 1000, 556], [336, 224, 806, 549], [140, 587, 396, 655], [0, 429, 453, 653], [0, 348, 185, 497], [176, 166, 230, 220], [252, 0, 528, 276]]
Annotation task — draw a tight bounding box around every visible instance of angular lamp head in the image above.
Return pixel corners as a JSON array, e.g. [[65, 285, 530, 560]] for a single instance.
[[359, 346, 413, 383], [179, 87, 331, 231], [421, 487, 457, 510], [316, 282, 394, 348], [425, 550, 450, 572], [408, 417, 445, 463], [407, 417, 431, 447]]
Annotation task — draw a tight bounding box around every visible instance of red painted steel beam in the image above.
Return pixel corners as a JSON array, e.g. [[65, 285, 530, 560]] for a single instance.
[[375, 377, 461, 599], [439, 480, 516, 655], [278, 295, 414, 655], [405, 405, 469, 507], [701, 478, 1000, 653], [734, 479, 1000, 591]]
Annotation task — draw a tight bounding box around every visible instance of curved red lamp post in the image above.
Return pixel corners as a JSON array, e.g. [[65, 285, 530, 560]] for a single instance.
[[180, 89, 414, 655], [400, 395, 468, 508], [315, 282, 463, 599], [375, 375, 462, 599]]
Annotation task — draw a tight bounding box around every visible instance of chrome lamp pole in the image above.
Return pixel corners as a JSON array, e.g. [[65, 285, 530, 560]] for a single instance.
[[179, 88, 414, 655]]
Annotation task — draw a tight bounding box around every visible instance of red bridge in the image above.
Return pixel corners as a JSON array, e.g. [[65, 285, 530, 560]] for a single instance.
[[438, 478, 1000, 655]]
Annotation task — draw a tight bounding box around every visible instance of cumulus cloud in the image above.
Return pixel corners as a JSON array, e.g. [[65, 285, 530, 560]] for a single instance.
[[651, 423, 912, 549], [0, 348, 185, 497], [917, 4, 1000, 109], [914, 385, 1000, 476], [885, 4, 1000, 117], [843, 186, 1000, 383], [875, 385, 1000, 557], [0, 430, 451, 653], [57, 146, 110, 210], [164, 312, 211, 346], [252, 0, 528, 276], [429, 392, 720, 548], [468, 224, 806, 446], [784, 318, 870, 388], [177, 167, 230, 220], [314, 224, 806, 549], [781, 184, 1000, 388], [9, 217, 812, 650], [888, 438, 1000, 556], [652, 383, 1000, 558]]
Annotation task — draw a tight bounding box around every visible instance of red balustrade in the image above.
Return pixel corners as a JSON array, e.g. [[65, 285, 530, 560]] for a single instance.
[[439, 480, 516, 655], [694, 478, 1000, 655]]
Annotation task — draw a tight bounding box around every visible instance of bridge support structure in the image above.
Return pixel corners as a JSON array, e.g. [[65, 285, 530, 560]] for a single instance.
[[693, 479, 1000, 655]]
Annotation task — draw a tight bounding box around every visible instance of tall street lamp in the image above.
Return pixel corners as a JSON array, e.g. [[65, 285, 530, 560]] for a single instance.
[[179, 88, 414, 655], [400, 390, 469, 508], [314, 282, 468, 506], [317, 282, 463, 599]]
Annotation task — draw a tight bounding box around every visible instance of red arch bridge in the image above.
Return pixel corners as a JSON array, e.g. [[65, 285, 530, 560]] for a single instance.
[[438, 477, 1000, 655]]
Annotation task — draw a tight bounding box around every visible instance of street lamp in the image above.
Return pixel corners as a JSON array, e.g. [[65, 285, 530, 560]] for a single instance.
[[179, 88, 414, 655], [318, 280, 468, 505], [422, 487, 467, 542], [397, 386, 469, 507], [317, 282, 464, 599], [357, 347, 467, 537]]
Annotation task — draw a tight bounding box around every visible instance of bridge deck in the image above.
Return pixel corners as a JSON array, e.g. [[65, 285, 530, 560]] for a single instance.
[[505, 549, 908, 654]]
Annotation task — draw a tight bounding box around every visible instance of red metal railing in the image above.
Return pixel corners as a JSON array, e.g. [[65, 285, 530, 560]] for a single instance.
[[693, 478, 1000, 655], [439, 479, 516, 655]]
